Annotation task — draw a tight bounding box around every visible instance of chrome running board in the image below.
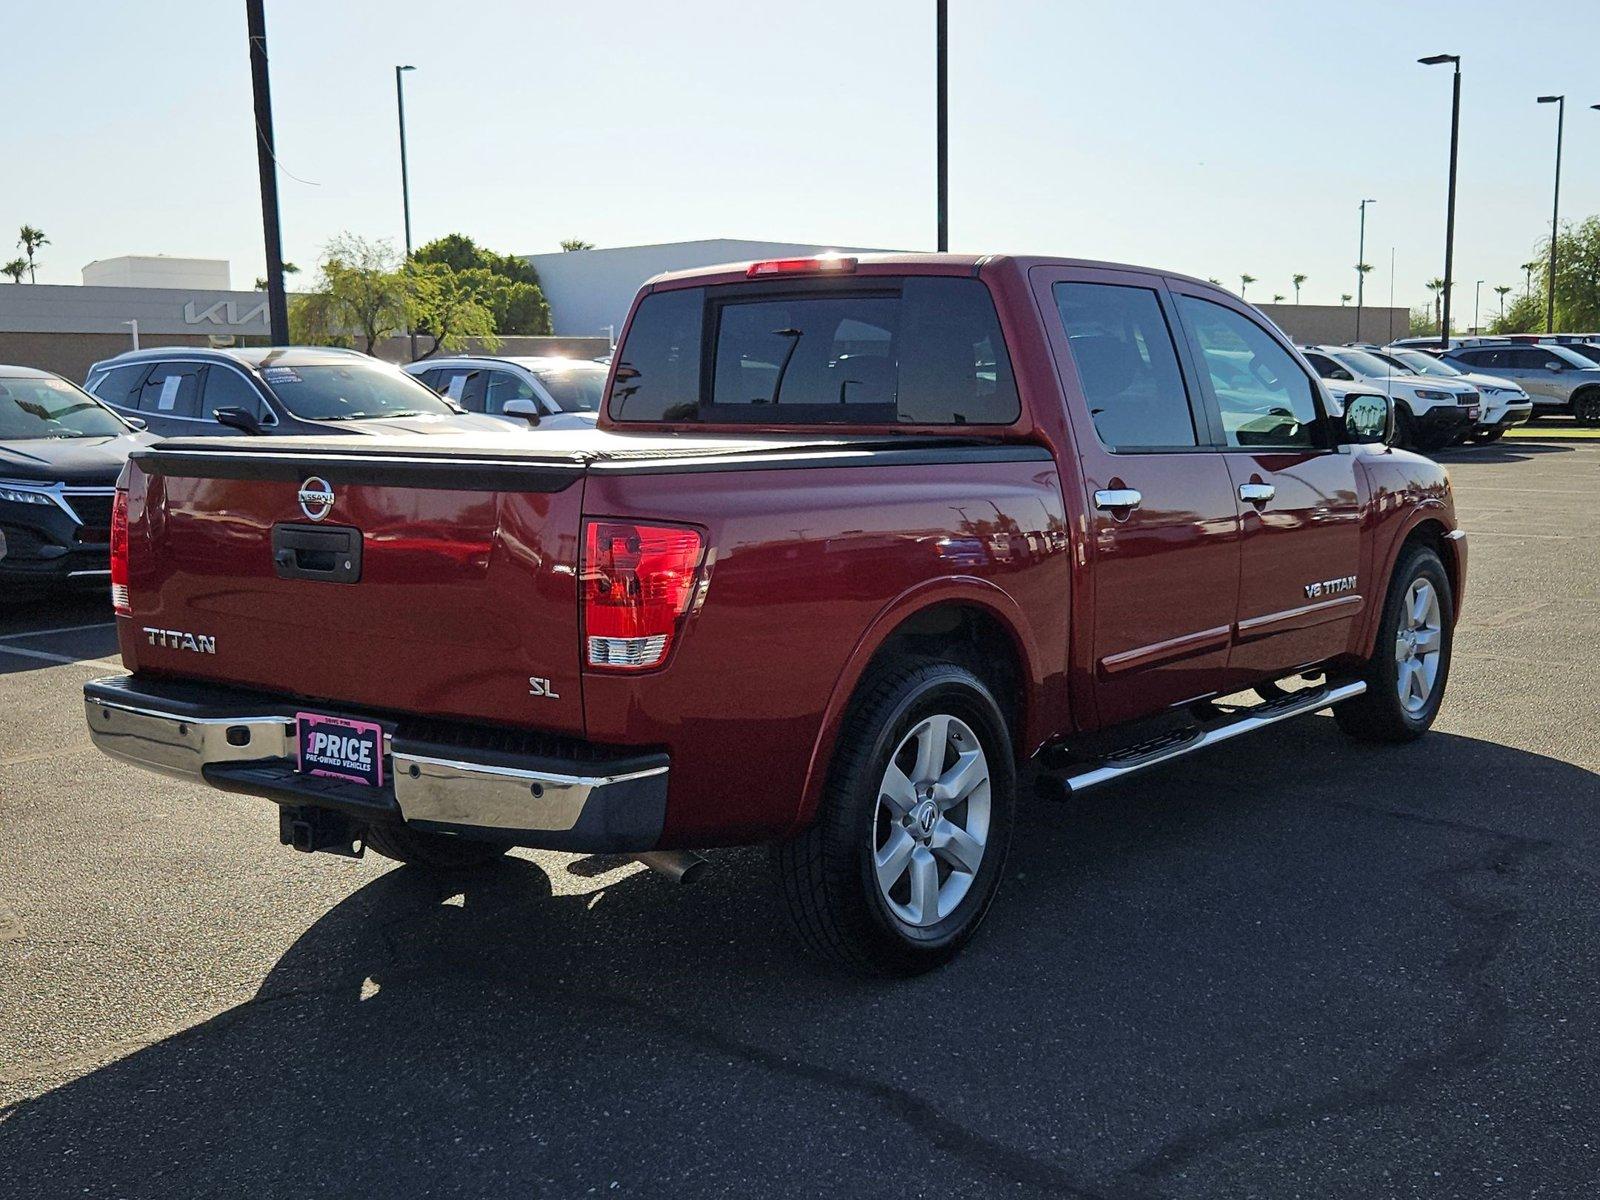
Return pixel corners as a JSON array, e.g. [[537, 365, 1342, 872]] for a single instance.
[[1056, 680, 1367, 794]]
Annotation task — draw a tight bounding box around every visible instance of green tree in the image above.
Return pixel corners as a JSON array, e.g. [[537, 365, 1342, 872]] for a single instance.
[[559, 238, 595, 251], [1340, 293, 1352, 306], [1494, 284, 1512, 322], [412, 234, 551, 333], [1, 259, 26, 283], [290, 234, 408, 353], [406, 262, 500, 359], [1490, 291, 1542, 335], [1272, 293, 1285, 303], [1292, 272, 1307, 303], [17, 225, 47, 282], [1408, 306, 1435, 336], [1239, 273, 1256, 298], [1544, 215, 1600, 331]]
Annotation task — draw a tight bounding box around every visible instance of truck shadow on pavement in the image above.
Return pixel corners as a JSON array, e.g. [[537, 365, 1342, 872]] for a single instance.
[[3, 719, 1597, 1199]]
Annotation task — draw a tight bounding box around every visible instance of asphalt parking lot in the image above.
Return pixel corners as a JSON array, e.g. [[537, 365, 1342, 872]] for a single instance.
[[1, 441, 1597, 1199]]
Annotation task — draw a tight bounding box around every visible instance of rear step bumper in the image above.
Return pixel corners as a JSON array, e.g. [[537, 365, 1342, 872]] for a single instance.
[[1057, 680, 1367, 794], [82, 675, 669, 852]]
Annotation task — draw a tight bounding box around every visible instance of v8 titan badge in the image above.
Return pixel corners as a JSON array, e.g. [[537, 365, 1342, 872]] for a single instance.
[[296, 712, 384, 787]]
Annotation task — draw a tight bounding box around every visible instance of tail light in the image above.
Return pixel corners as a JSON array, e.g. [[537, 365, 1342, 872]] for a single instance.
[[109, 488, 130, 616], [581, 520, 704, 671]]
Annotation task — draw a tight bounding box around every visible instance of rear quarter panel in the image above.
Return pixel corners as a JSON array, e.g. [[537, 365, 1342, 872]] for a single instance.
[[582, 457, 1071, 846]]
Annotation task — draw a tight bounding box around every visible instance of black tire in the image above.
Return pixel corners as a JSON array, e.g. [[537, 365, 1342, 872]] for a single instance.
[[1335, 544, 1454, 743], [363, 822, 513, 870], [1572, 388, 1600, 427], [1393, 404, 1418, 450], [772, 657, 1017, 976]]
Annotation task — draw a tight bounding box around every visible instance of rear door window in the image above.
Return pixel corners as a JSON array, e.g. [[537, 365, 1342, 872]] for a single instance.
[[1052, 282, 1197, 449], [87, 363, 150, 411], [611, 277, 1019, 426], [135, 363, 205, 418], [483, 370, 538, 415], [434, 369, 487, 411]]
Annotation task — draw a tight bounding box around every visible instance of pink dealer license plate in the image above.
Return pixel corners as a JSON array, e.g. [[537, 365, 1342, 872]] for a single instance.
[[296, 713, 385, 788]]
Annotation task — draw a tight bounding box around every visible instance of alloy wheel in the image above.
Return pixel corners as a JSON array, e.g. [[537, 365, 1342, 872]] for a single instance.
[[1394, 578, 1444, 714], [872, 714, 991, 929]]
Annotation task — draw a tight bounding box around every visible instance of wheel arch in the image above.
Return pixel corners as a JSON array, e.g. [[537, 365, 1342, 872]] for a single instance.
[[789, 580, 1048, 838], [1358, 510, 1461, 658]]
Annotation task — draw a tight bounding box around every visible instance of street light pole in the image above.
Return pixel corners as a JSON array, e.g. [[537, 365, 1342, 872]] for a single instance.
[[1420, 54, 1461, 347], [396, 64, 418, 359], [246, 0, 289, 346], [1474, 279, 1483, 333], [935, 0, 948, 253], [1356, 197, 1375, 340], [1539, 95, 1565, 333]]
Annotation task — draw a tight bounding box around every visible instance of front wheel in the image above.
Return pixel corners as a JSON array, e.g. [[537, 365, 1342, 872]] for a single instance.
[[1336, 544, 1454, 743], [772, 658, 1016, 976]]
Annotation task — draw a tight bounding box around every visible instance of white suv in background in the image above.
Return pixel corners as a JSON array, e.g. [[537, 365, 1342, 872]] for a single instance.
[[1300, 345, 1479, 451], [1378, 347, 1532, 445], [404, 356, 604, 429]]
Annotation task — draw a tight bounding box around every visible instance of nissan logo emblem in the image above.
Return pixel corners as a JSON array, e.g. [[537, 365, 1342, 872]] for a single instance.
[[298, 477, 334, 522]]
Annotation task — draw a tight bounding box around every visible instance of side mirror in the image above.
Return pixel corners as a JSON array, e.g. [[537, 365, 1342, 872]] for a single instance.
[[501, 397, 542, 426], [212, 406, 266, 436], [1341, 392, 1393, 446], [1544, 360, 1564, 372], [122, 415, 148, 431]]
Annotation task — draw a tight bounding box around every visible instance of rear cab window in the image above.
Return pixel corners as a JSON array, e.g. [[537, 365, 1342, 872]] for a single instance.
[[610, 276, 1020, 426]]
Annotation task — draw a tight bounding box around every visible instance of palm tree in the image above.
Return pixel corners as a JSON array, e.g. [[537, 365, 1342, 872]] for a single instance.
[[1206, 277, 1221, 286], [1239, 273, 1256, 298], [1340, 293, 1352, 306], [1272, 294, 1285, 303], [1292, 273, 1307, 303], [17, 225, 47, 283], [1, 259, 26, 283], [1521, 260, 1540, 295], [1425, 277, 1446, 334], [1494, 284, 1512, 322]]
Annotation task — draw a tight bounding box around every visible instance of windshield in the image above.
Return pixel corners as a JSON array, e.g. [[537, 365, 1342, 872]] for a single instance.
[[260, 362, 455, 421], [1387, 350, 1461, 377], [1561, 342, 1600, 364], [1550, 344, 1600, 369], [531, 363, 607, 412], [0, 376, 129, 440], [1330, 349, 1408, 378]]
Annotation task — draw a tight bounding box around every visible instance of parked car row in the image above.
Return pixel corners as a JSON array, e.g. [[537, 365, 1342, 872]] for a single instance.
[[1298, 340, 1541, 450], [1389, 333, 1600, 426]]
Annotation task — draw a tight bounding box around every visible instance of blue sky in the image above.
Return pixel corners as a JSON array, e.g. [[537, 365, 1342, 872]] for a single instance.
[[8, 0, 1595, 318]]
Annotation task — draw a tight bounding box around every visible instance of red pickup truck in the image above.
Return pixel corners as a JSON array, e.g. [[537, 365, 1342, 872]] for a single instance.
[[85, 254, 1464, 975]]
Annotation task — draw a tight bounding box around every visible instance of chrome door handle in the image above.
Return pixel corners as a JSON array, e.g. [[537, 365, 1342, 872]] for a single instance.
[[1093, 488, 1142, 511], [1238, 482, 1275, 504]]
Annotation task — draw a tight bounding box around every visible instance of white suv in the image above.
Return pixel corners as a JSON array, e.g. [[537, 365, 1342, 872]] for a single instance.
[[1378, 347, 1532, 445], [404, 356, 605, 429], [1300, 345, 1479, 451]]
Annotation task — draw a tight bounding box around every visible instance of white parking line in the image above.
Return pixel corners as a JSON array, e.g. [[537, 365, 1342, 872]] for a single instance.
[[0, 643, 121, 670], [0, 621, 116, 641]]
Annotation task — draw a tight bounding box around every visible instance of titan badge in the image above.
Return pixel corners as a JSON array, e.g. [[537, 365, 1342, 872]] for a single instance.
[[1304, 575, 1357, 600]]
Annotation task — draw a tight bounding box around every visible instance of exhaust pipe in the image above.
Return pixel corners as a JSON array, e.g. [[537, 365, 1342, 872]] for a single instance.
[[634, 850, 708, 885]]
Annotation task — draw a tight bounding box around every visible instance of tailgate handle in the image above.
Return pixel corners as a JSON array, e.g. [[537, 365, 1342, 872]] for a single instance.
[[272, 523, 362, 583]]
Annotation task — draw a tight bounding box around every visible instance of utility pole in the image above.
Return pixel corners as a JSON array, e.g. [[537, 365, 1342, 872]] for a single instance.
[[1539, 95, 1565, 333], [935, 0, 948, 252], [396, 64, 418, 359], [1419, 55, 1461, 347], [246, 0, 289, 345]]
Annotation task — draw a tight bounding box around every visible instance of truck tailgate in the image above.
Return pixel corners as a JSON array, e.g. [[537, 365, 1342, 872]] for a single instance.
[[120, 439, 589, 736]]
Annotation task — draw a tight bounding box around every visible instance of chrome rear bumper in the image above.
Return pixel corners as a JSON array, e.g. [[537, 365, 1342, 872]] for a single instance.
[[83, 675, 670, 852]]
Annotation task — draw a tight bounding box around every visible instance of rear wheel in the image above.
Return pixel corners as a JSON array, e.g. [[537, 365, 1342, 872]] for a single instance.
[[1336, 544, 1453, 743], [772, 658, 1016, 976], [1572, 388, 1600, 427], [364, 823, 513, 870]]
